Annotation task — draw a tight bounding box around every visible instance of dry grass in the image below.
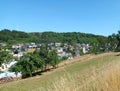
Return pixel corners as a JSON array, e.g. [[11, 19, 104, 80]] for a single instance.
[[90, 62, 120, 91], [0, 52, 120, 91], [27, 48, 36, 53], [40, 58, 120, 91]]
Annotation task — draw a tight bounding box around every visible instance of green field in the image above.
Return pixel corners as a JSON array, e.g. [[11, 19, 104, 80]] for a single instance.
[[0, 52, 120, 91]]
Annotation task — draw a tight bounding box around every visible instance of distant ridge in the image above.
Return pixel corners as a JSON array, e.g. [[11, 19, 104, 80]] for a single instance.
[[0, 29, 105, 44]]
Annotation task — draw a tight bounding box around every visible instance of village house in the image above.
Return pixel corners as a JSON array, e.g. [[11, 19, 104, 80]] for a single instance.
[[82, 44, 89, 53], [0, 60, 17, 71], [55, 43, 61, 47], [0, 43, 6, 47]]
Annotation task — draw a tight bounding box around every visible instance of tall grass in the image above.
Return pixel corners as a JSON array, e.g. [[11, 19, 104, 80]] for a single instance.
[[91, 62, 120, 91], [39, 61, 120, 91], [1, 53, 120, 91]]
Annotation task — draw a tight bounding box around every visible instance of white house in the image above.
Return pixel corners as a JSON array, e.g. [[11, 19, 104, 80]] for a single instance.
[[55, 43, 61, 47], [0, 72, 21, 79], [0, 61, 17, 71], [13, 52, 23, 58], [57, 48, 63, 53], [0, 43, 6, 46]]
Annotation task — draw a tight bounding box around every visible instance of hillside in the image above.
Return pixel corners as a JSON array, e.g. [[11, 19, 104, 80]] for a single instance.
[[0, 52, 120, 91], [0, 29, 105, 44], [0, 29, 38, 44], [31, 31, 103, 44]]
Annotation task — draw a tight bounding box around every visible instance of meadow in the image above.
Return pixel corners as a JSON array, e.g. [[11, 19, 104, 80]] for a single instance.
[[0, 52, 120, 91]]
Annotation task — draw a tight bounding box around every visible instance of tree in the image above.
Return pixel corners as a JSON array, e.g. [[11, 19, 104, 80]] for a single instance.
[[88, 38, 99, 54], [96, 36, 107, 53], [9, 53, 43, 78], [20, 53, 43, 77], [108, 34, 118, 51], [36, 45, 50, 70], [48, 50, 59, 68], [116, 31, 120, 51], [9, 65, 21, 78], [0, 51, 12, 66]]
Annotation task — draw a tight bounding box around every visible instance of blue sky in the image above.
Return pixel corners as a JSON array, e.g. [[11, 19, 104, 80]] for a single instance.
[[0, 0, 120, 36]]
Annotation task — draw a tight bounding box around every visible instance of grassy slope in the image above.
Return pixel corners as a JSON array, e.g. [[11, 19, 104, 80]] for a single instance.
[[0, 52, 120, 91]]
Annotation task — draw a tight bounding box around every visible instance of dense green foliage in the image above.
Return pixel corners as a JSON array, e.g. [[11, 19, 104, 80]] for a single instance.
[[116, 31, 120, 51], [0, 29, 104, 45], [48, 50, 59, 68], [0, 29, 39, 44], [106, 31, 120, 52], [32, 32, 103, 44], [0, 51, 12, 66], [10, 53, 43, 77], [9, 47, 60, 78]]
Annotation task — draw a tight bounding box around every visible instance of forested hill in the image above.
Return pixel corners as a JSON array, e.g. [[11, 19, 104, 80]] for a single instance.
[[31, 32, 104, 44], [0, 29, 105, 44], [0, 29, 38, 44]]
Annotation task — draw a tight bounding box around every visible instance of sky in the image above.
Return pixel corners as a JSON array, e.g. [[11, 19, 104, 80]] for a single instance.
[[0, 0, 120, 36]]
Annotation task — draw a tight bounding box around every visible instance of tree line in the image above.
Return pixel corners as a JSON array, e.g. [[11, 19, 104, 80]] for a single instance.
[[0, 29, 38, 44], [0, 29, 104, 45]]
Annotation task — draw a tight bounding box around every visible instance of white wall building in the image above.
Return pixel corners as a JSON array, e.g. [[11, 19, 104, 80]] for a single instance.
[[0, 61, 17, 71]]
